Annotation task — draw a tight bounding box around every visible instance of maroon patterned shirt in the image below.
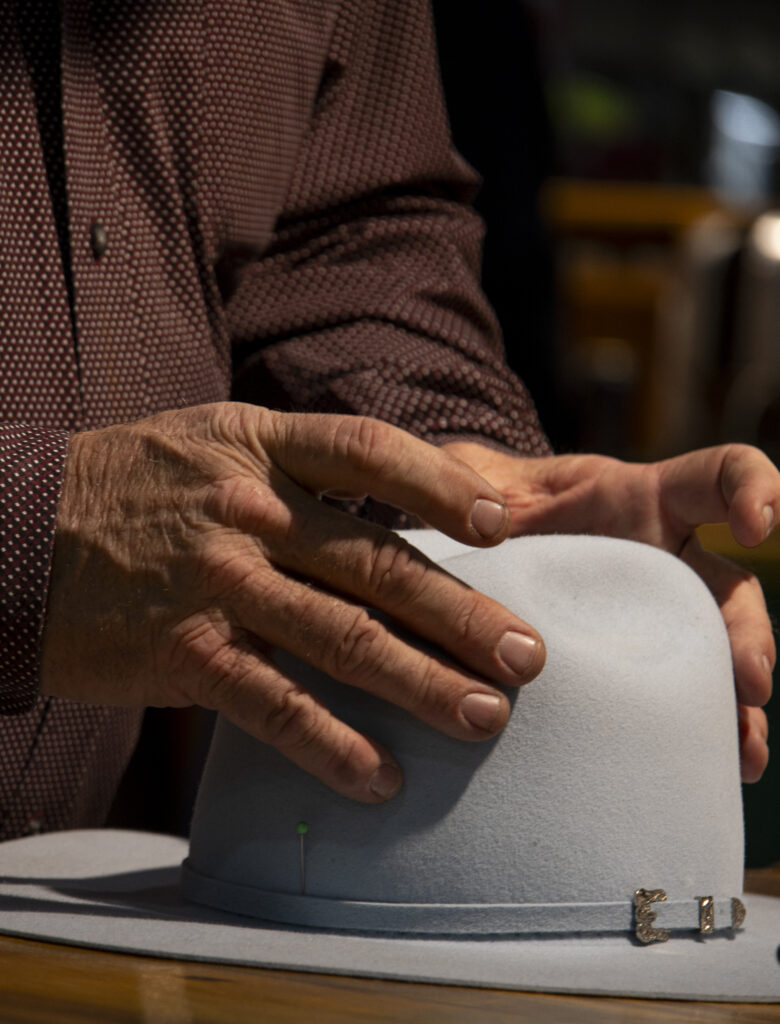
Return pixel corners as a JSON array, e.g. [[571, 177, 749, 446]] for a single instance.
[[0, 0, 548, 840]]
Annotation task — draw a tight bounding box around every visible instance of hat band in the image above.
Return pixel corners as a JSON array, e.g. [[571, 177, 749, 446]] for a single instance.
[[181, 861, 743, 939]]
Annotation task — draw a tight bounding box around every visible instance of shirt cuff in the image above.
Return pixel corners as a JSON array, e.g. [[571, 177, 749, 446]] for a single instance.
[[0, 425, 69, 714]]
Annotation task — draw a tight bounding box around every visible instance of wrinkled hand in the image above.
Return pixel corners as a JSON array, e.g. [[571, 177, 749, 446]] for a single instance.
[[443, 442, 778, 783], [41, 404, 546, 802]]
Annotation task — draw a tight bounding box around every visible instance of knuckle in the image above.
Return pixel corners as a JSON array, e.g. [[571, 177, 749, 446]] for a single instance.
[[332, 416, 395, 477], [209, 401, 275, 455], [200, 662, 251, 714], [194, 533, 284, 610], [367, 536, 429, 606], [720, 442, 771, 493], [261, 687, 325, 752], [410, 656, 457, 719], [236, 401, 275, 439], [733, 563, 761, 591], [723, 441, 757, 463], [450, 591, 487, 646], [195, 538, 259, 598], [410, 655, 437, 706], [203, 473, 284, 535], [329, 609, 388, 683], [389, 641, 452, 716], [210, 400, 247, 441], [319, 734, 365, 791], [168, 618, 248, 708], [167, 616, 227, 673]]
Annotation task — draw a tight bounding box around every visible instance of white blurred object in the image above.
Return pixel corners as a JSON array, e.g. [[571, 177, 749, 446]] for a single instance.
[[706, 90, 780, 206]]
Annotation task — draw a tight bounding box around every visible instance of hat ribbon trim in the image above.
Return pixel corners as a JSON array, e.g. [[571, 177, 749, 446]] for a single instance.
[[182, 861, 743, 939]]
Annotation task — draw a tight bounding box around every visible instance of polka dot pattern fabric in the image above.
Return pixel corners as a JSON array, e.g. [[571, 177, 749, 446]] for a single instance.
[[0, 0, 549, 840], [0, 426, 68, 717]]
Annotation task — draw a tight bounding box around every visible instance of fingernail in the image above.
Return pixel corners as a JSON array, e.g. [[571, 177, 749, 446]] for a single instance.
[[370, 763, 402, 799], [460, 692, 503, 731], [497, 630, 540, 677], [471, 499, 506, 539], [761, 654, 772, 676], [763, 504, 775, 538]]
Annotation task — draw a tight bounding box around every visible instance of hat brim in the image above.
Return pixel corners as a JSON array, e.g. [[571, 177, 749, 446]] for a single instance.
[[0, 829, 777, 1002]]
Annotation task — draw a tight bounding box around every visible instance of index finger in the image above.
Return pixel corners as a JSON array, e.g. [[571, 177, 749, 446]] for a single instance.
[[658, 444, 780, 547], [260, 412, 512, 547]]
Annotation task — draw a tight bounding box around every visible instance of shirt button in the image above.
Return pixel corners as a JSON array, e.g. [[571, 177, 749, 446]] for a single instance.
[[90, 221, 108, 259]]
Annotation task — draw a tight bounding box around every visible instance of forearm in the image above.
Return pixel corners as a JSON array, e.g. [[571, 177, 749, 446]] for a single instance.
[[227, 0, 550, 461]]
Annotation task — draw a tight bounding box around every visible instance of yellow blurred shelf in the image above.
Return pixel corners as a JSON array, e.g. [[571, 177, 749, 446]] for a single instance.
[[697, 523, 780, 581], [542, 178, 745, 238]]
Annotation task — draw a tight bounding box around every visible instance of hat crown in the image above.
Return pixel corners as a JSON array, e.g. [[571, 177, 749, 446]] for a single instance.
[[186, 536, 743, 933]]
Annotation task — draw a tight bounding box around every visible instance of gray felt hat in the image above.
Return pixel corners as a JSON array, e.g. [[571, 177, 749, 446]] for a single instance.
[[0, 533, 778, 1001]]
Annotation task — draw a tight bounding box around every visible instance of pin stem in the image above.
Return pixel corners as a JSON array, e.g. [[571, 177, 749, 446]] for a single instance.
[[296, 821, 309, 894]]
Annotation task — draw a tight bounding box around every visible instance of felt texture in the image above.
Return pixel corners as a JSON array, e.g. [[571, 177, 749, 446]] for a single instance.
[[0, 534, 777, 1001], [0, 830, 777, 1002], [188, 536, 743, 920]]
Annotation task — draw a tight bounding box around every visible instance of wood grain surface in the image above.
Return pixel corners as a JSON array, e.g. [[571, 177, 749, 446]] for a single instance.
[[0, 868, 778, 1024]]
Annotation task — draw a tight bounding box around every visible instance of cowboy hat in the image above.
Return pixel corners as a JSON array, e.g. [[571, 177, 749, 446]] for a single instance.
[[0, 534, 777, 1001]]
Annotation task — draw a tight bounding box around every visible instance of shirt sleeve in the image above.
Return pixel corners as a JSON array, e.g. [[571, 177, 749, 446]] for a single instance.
[[0, 425, 68, 714], [227, 0, 551, 460]]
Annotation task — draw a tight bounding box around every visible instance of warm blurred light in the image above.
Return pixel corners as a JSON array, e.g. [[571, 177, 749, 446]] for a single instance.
[[752, 212, 780, 261]]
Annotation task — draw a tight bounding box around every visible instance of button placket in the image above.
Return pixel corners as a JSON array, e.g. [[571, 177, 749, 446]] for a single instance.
[[60, 0, 129, 428]]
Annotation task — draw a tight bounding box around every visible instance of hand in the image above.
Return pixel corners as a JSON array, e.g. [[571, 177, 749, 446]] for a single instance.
[[443, 442, 778, 783], [41, 404, 545, 802]]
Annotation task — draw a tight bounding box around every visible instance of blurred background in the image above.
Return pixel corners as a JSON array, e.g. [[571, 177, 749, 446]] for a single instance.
[[109, 0, 780, 866], [433, 0, 780, 867]]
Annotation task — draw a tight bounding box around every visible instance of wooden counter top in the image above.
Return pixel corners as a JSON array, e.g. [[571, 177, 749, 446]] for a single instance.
[[1, 867, 778, 1024]]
